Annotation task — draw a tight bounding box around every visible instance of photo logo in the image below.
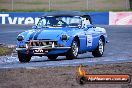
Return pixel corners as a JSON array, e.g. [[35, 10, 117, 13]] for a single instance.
[[76, 65, 130, 84]]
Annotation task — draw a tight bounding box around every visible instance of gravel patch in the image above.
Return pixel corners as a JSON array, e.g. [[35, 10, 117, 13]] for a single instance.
[[0, 62, 132, 88]]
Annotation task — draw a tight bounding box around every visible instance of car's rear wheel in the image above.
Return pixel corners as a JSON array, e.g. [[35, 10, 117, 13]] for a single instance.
[[92, 38, 104, 57], [47, 55, 58, 60], [18, 52, 31, 63], [66, 39, 79, 60]]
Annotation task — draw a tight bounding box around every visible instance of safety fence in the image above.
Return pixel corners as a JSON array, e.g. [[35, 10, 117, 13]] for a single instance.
[[0, 0, 130, 11], [0, 12, 132, 25]]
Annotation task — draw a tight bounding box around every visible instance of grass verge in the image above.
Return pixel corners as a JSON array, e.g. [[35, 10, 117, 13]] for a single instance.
[[0, 9, 132, 12], [0, 47, 13, 56]]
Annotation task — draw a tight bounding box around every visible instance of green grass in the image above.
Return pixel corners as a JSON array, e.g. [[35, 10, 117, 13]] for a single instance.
[[0, 47, 13, 56], [55, 1, 79, 4], [0, 8, 131, 12], [81, 9, 132, 12], [0, 1, 48, 5], [0, 0, 77, 4], [103, 0, 119, 3], [0, 9, 51, 12], [0, 0, 131, 12]]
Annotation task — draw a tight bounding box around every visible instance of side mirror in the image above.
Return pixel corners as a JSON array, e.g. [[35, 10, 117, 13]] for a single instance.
[[32, 25, 37, 29]]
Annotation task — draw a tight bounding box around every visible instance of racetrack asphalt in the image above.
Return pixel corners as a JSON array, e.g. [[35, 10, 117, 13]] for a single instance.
[[0, 25, 132, 68]]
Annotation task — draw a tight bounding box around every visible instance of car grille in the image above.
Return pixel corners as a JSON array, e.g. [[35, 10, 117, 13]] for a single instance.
[[26, 40, 57, 47]]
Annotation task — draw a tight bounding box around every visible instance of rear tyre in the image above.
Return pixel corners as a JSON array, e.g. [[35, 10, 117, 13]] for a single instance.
[[47, 55, 58, 60], [66, 39, 79, 60], [18, 52, 31, 63], [92, 38, 104, 57]]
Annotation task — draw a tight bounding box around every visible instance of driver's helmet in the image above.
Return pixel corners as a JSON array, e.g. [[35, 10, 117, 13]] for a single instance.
[[81, 17, 91, 28]]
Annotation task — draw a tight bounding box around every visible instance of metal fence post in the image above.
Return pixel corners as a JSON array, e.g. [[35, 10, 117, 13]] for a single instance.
[[49, 0, 51, 11], [126, 0, 130, 10], [130, 0, 132, 9], [11, 0, 14, 11], [86, 0, 88, 10]]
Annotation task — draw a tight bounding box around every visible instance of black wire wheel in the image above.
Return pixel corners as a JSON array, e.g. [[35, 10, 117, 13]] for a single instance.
[[92, 38, 104, 57], [66, 39, 79, 60]]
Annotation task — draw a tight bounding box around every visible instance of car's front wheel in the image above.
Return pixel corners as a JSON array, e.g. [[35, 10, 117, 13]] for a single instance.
[[92, 38, 104, 57], [18, 52, 31, 63], [66, 39, 79, 60], [47, 55, 58, 60]]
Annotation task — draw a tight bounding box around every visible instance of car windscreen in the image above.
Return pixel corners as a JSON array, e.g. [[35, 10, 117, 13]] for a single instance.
[[37, 16, 81, 28]]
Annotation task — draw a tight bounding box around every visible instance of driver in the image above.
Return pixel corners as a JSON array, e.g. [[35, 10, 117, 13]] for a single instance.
[[81, 17, 91, 28]]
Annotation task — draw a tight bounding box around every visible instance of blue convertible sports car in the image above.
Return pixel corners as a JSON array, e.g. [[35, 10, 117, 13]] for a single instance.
[[16, 11, 108, 62]]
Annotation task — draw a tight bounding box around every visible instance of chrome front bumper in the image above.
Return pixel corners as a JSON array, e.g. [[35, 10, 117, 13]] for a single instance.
[[16, 47, 71, 51]]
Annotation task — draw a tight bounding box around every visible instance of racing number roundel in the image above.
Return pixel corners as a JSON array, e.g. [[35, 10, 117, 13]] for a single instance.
[[86, 34, 92, 47]]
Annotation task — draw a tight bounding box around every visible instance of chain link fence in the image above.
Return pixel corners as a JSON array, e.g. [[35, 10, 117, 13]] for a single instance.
[[0, 0, 130, 11]]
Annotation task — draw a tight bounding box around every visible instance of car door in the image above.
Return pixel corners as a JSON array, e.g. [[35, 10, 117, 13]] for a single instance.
[[84, 26, 99, 51]]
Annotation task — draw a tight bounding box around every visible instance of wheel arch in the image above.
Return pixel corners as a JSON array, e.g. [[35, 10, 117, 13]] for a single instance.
[[100, 35, 105, 45], [66, 36, 80, 60], [74, 36, 80, 47]]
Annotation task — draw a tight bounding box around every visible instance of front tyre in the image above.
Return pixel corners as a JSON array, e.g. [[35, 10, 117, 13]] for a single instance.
[[92, 38, 104, 57], [66, 39, 79, 60], [18, 52, 31, 63]]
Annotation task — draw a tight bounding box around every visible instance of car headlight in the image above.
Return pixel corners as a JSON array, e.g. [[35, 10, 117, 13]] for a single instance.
[[17, 36, 24, 41], [61, 35, 68, 40]]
